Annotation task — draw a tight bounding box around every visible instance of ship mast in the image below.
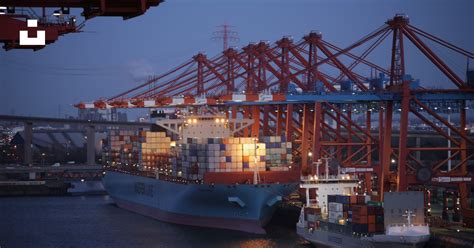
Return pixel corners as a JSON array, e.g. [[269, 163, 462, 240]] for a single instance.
[[253, 138, 260, 184], [403, 209, 416, 226]]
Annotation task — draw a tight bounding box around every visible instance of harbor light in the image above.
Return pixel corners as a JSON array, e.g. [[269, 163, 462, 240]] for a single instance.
[[308, 151, 313, 157]]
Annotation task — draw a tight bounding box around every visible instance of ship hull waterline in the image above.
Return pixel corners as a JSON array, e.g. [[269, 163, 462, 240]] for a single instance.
[[297, 225, 429, 248], [104, 171, 298, 234]]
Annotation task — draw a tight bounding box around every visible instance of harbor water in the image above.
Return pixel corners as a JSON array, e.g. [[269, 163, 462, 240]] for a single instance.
[[0, 196, 309, 248]]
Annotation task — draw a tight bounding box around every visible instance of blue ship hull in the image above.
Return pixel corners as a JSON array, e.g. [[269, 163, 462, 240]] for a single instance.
[[103, 171, 298, 234]]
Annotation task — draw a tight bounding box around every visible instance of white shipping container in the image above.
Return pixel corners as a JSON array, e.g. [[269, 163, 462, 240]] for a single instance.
[[329, 211, 343, 220], [328, 202, 344, 212]]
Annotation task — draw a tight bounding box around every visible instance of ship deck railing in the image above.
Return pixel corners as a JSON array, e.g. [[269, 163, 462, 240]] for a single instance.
[[306, 219, 384, 237], [300, 175, 360, 184], [387, 223, 429, 228]]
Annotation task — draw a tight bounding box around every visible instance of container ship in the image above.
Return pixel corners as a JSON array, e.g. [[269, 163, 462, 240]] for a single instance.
[[296, 162, 430, 247], [102, 115, 299, 234]]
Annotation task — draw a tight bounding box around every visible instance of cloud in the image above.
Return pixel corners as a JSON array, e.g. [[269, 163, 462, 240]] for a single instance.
[[127, 59, 156, 82]]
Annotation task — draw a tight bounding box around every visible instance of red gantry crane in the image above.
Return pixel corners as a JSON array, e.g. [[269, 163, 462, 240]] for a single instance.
[[0, 0, 163, 50], [77, 15, 474, 227]]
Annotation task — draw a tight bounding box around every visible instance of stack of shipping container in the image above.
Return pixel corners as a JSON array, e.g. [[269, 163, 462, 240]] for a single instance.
[[173, 136, 292, 180], [301, 194, 385, 235], [138, 131, 172, 169], [259, 136, 292, 171], [103, 130, 139, 166], [328, 195, 350, 225], [351, 200, 384, 234], [326, 194, 384, 235], [303, 206, 322, 229], [104, 130, 172, 170], [175, 137, 263, 180], [104, 130, 293, 181]]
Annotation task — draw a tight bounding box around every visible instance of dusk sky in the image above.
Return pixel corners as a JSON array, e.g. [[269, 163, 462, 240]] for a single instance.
[[1, 0, 473, 119]]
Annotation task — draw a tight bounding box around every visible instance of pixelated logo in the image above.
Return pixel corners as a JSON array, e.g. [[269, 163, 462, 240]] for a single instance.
[[19, 19, 46, 46]]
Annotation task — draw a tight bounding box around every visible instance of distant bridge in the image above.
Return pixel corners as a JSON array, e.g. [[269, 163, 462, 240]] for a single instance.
[[0, 115, 152, 166]]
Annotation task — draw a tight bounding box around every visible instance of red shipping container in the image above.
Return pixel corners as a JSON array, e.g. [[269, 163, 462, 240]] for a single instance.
[[305, 207, 321, 215], [309, 188, 316, 199], [368, 223, 376, 233], [376, 223, 384, 233], [368, 215, 376, 224], [352, 215, 368, 224], [352, 205, 368, 215]]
